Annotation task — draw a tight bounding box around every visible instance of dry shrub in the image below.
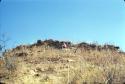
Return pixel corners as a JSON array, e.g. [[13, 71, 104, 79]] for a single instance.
[[4, 56, 17, 72]]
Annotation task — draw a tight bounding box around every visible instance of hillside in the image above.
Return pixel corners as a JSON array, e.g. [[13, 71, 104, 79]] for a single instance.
[[0, 39, 125, 84]]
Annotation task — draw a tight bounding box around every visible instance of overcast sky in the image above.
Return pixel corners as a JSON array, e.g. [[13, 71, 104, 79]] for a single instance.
[[0, 0, 125, 50]]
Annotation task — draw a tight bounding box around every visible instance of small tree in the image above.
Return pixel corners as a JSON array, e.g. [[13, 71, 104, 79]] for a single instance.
[[0, 33, 17, 72], [0, 33, 9, 56]]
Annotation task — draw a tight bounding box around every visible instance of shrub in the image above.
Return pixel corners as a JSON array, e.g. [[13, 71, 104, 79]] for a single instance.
[[4, 56, 17, 72]]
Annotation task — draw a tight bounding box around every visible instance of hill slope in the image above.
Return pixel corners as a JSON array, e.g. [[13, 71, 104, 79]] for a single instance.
[[0, 40, 125, 84]]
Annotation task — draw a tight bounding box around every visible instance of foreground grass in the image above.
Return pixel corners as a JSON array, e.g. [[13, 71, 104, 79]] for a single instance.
[[0, 46, 125, 84]]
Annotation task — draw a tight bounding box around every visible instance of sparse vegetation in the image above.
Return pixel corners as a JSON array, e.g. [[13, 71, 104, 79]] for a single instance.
[[0, 39, 125, 84]]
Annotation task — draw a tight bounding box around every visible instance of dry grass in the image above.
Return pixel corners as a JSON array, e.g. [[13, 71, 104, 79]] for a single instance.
[[0, 45, 125, 84]]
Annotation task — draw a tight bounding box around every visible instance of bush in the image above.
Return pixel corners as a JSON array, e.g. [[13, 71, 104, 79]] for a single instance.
[[37, 40, 42, 44], [4, 56, 17, 72]]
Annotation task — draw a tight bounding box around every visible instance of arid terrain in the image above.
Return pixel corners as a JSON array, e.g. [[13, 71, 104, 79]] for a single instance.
[[0, 39, 125, 84]]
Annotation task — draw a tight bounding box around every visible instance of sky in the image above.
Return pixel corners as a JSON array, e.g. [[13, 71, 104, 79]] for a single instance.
[[0, 0, 125, 50]]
